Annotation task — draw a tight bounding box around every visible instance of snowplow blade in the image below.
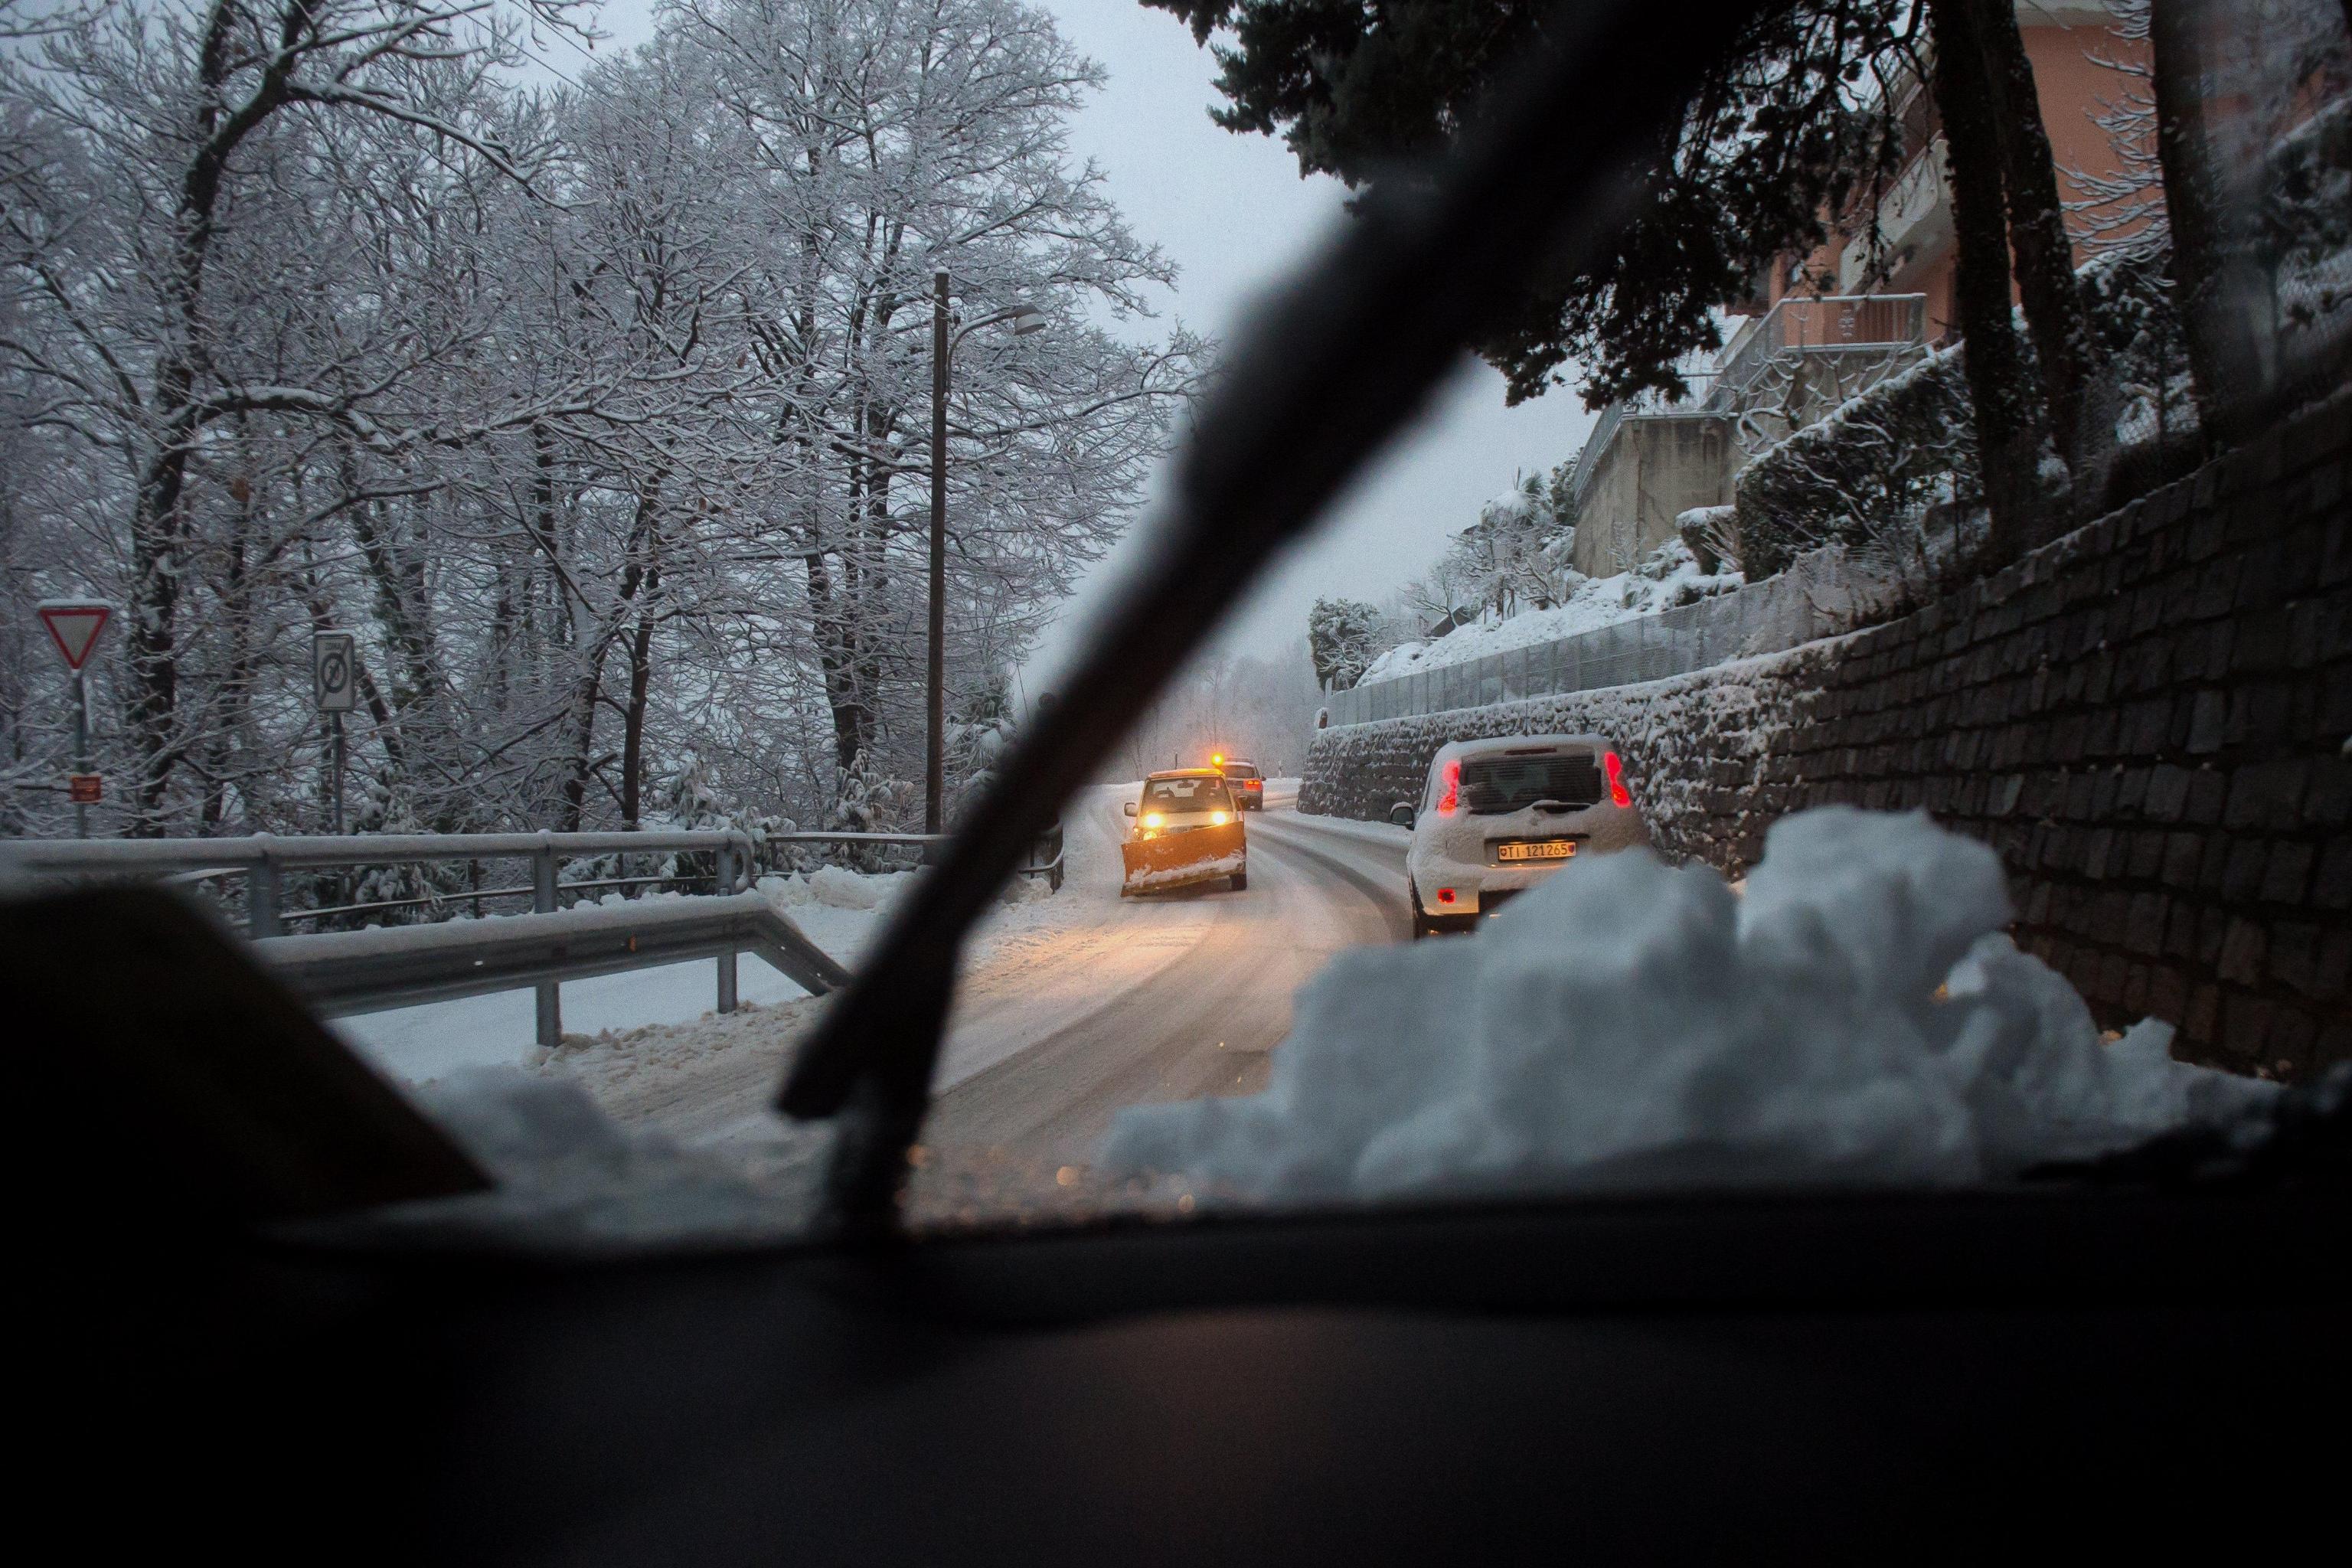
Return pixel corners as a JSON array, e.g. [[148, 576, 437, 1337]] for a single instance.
[[1119, 822, 1246, 895]]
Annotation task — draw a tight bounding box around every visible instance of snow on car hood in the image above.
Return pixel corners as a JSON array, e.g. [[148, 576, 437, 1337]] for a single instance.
[[1103, 808, 2275, 1202]]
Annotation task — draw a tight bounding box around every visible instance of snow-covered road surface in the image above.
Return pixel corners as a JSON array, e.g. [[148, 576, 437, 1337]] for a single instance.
[[920, 783, 1410, 1168], [418, 782, 1418, 1214]]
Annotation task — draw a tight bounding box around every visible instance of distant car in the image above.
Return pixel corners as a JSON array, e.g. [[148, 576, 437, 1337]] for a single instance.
[[1121, 769, 1248, 894], [1218, 757, 1266, 809], [1393, 733, 1647, 937]]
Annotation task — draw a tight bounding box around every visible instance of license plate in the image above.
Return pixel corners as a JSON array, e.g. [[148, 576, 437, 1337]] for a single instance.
[[1494, 838, 1576, 862]]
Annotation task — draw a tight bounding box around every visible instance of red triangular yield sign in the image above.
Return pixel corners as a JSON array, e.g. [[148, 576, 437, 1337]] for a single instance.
[[37, 600, 112, 671]]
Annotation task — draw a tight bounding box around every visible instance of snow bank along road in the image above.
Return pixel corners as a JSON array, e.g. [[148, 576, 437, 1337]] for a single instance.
[[472, 783, 1418, 1189]]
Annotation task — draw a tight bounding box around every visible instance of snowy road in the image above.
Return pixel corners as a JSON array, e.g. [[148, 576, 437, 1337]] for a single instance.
[[494, 783, 1416, 1195], [920, 783, 1411, 1166]]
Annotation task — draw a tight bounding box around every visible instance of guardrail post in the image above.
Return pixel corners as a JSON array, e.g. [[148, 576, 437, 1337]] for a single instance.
[[714, 838, 739, 1014], [247, 842, 281, 939], [532, 832, 560, 1048]]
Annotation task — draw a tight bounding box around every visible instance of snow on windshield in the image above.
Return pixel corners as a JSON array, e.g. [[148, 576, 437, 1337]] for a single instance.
[[1103, 808, 2277, 1201]]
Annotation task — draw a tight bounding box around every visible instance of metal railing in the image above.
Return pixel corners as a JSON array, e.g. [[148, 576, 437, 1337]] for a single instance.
[[2, 820, 1066, 1047], [1708, 292, 1926, 407], [1570, 294, 1927, 511], [258, 892, 849, 1021], [0, 828, 758, 936]]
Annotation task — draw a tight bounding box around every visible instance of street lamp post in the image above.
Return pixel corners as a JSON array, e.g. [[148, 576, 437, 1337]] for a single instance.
[[926, 271, 1044, 835]]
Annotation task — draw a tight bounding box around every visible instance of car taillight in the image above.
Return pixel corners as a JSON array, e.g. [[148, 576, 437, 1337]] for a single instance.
[[1604, 750, 1632, 808], [1436, 757, 1460, 814], [1437, 887, 1456, 905]]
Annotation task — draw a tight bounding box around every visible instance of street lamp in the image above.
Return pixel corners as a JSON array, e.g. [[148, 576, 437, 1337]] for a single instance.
[[927, 270, 1044, 835]]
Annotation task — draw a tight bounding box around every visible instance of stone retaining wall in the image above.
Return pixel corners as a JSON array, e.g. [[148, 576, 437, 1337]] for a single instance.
[[1301, 391, 2352, 1076]]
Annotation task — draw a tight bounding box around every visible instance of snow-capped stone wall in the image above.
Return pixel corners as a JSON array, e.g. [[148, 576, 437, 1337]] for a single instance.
[[1303, 388, 2352, 1079], [1300, 643, 1820, 870]]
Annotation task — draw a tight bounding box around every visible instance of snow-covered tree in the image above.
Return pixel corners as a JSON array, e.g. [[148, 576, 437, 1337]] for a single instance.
[[0, 0, 1197, 854], [1405, 459, 1578, 624], [1307, 596, 1387, 693]]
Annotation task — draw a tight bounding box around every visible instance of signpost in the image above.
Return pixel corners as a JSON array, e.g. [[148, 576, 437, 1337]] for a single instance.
[[312, 630, 358, 834], [36, 599, 112, 838]]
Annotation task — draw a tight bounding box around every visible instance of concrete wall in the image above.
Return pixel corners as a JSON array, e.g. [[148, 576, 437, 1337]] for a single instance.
[[1571, 415, 1731, 576], [1302, 390, 2352, 1078]]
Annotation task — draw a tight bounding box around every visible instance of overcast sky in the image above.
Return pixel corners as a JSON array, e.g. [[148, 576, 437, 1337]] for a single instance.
[[568, 0, 1597, 673]]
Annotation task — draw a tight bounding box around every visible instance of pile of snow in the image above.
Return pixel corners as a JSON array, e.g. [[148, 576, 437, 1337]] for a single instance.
[[1359, 539, 1742, 684], [1104, 808, 2274, 1201], [336, 1068, 822, 1249], [1123, 849, 1245, 891], [756, 864, 912, 911]]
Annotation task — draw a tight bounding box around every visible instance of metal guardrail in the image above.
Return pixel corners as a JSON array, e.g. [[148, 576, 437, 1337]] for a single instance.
[[257, 892, 850, 1024], [1, 820, 1066, 1047], [0, 828, 760, 937], [1022, 818, 1067, 890]]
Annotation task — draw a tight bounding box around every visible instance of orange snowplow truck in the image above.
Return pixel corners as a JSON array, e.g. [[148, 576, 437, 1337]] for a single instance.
[[1120, 769, 1248, 896]]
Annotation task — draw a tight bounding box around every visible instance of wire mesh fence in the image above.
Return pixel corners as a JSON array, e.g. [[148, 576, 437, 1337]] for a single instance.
[[1321, 552, 1861, 728]]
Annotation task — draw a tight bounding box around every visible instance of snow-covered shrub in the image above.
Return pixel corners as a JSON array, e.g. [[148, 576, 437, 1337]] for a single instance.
[[1734, 255, 2203, 585], [1103, 808, 2275, 1203], [1676, 504, 1740, 574], [822, 750, 923, 873], [2079, 245, 2200, 489], [2260, 83, 2352, 392], [1733, 343, 1978, 581], [1622, 537, 1743, 609]]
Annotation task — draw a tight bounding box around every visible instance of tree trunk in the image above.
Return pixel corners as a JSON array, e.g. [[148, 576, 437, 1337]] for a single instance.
[[1927, 0, 2052, 564], [619, 564, 661, 828], [124, 1, 309, 833], [347, 472, 439, 736], [802, 546, 872, 773], [558, 480, 662, 831], [529, 421, 575, 647], [1978, 0, 2100, 481], [2149, 0, 2267, 443]]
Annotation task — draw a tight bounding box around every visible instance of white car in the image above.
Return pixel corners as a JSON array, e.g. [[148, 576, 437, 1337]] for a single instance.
[[1392, 733, 1648, 937]]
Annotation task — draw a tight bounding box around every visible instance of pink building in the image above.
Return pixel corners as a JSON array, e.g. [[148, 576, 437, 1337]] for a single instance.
[[1570, 4, 2155, 577]]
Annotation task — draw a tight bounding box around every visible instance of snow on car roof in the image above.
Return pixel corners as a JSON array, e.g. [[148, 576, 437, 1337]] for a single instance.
[[1430, 733, 1611, 760]]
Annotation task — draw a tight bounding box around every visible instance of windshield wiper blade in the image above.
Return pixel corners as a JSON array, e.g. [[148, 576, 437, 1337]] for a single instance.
[[776, 0, 1776, 1241]]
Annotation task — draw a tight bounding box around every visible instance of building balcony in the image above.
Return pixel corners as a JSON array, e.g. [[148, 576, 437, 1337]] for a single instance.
[[1709, 292, 1928, 410]]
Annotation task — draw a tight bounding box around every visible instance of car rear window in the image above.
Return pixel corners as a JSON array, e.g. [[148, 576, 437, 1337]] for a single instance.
[[1144, 777, 1233, 809], [1459, 754, 1602, 814], [1221, 763, 1260, 779]]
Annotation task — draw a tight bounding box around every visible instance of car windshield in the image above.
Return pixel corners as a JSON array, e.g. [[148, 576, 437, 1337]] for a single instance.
[[1142, 778, 1230, 810], [2, 0, 2341, 1246]]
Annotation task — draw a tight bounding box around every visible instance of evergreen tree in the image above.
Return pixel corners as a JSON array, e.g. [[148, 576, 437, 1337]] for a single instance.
[[1144, 0, 2109, 560], [1146, 0, 1916, 407], [1306, 597, 1386, 691]]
